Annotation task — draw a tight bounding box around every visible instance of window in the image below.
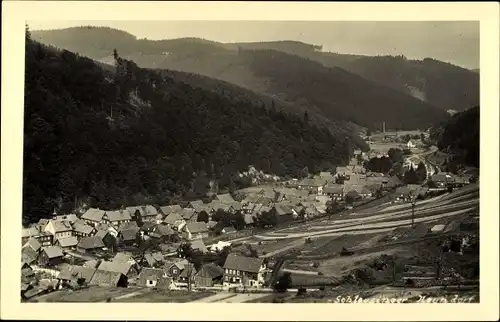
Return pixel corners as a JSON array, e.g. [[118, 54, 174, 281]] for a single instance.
[[148, 280, 154, 285], [225, 268, 229, 274]]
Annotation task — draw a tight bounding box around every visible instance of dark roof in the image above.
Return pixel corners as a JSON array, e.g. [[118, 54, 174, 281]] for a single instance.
[[98, 260, 133, 276], [21, 246, 39, 264], [179, 263, 197, 278], [95, 230, 109, 239], [140, 222, 156, 231], [153, 224, 175, 236], [58, 265, 96, 282], [274, 204, 293, 216], [223, 226, 237, 233], [223, 253, 264, 273], [77, 236, 105, 249], [190, 239, 208, 253], [186, 222, 209, 234], [196, 263, 224, 279], [119, 228, 138, 241], [56, 236, 79, 248], [24, 237, 42, 252], [42, 246, 64, 258], [89, 269, 125, 287]]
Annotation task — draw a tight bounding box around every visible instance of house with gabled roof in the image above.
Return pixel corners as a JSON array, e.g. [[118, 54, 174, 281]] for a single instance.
[[195, 263, 224, 287], [344, 184, 372, 199], [55, 236, 79, 250], [177, 208, 195, 222], [44, 219, 74, 240], [102, 210, 132, 227], [58, 265, 96, 287], [323, 184, 345, 201], [159, 205, 183, 216], [23, 237, 42, 252], [76, 236, 105, 254], [53, 214, 78, 224], [39, 246, 64, 267], [81, 208, 106, 226], [22, 245, 39, 265], [149, 224, 177, 242], [127, 205, 159, 222], [118, 221, 139, 232], [98, 260, 138, 278], [22, 226, 42, 245], [163, 212, 185, 229], [271, 204, 295, 223], [297, 178, 327, 195], [137, 268, 172, 289], [71, 219, 95, 238], [118, 228, 139, 246], [89, 269, 128, 287], [165, 259, 189, 280], [112, 252, 137, 265], [183, 222, 209, 240], [223, 253, 268, 288]]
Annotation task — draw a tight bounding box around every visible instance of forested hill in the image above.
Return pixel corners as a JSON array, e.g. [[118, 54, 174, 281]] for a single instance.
[[430, 106, 479, 168], [32, 26, 450, 131], [23, 34, 354, 224]]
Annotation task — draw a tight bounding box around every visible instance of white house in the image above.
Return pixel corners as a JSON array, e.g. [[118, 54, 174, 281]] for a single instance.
[[407, 140, 416, 149], [44, 220, 73, 240], [222, 254, 269, 288]]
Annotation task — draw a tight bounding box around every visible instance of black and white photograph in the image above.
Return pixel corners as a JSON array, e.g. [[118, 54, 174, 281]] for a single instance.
[[2, 1, 499, 321]]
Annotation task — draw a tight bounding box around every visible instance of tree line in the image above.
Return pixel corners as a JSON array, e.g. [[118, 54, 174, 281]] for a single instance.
[[23, 30, 352, 225]]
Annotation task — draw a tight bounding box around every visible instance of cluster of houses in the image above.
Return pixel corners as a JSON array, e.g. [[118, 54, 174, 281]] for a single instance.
[[21, 192, 280, 299]]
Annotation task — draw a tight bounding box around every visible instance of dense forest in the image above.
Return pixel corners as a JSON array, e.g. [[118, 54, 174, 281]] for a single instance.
[[23, 31, 353, 225], [430, 106, 480, 168], [32, 27, 452, 131]]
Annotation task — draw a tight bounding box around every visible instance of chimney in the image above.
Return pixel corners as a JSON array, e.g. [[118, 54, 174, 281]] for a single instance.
[[383, 121, 386, 134]]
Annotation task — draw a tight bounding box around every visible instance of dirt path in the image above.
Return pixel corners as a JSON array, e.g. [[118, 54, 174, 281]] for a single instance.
[[190, 292, 237, 303], [113, 289, 149, 300]]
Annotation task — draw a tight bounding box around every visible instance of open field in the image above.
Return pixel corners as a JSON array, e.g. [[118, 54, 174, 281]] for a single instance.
[[31, 286, 145, 302], [116, 289, 215, 303]]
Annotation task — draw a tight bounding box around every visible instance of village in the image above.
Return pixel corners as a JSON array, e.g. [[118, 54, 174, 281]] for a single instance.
[[20, 132, 478, 303]]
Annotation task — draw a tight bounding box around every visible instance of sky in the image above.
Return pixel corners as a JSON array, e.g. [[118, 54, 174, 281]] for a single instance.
[[28, 20, 480, 69]]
